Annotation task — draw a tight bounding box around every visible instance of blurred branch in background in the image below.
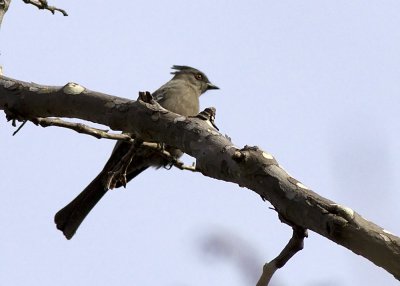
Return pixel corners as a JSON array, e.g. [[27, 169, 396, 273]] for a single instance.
[[198, 229, 269, 285]]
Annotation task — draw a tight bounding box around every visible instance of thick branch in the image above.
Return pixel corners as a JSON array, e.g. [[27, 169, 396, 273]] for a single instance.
[[1, 75, 400, 280]]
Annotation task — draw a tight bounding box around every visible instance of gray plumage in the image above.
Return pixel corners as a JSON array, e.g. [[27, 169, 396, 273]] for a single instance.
[[54, 65, 219, 239]]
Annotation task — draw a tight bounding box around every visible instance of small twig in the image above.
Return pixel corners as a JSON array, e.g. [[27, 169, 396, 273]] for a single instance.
[[4, 105, 29, 134], [105, 141, 198, 189], [256, 226, 307, 286], [105, 142, 165, 190], [106, 143, 137, 189], [32, 117, 197, 173], [140, 142, 198, 172], [32, 117, 134, 142], [22, 0, 68, 16], [12, 120, 27, 136], [173, 160, 198, 172], [192, 107, 219, 131]]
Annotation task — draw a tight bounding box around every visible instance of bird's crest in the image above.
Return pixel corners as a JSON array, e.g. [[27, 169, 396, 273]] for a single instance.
[[171, 65, 198, 74]]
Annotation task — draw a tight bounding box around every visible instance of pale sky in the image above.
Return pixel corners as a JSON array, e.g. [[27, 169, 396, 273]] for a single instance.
[[1, 1, 400, 285]]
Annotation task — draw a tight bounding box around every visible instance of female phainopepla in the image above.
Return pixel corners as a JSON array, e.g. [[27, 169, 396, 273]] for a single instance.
[[54, 65, 219, 239]]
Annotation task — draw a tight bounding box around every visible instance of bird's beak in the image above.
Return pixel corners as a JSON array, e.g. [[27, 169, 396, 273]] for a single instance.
[[207, 82, 219, 90]]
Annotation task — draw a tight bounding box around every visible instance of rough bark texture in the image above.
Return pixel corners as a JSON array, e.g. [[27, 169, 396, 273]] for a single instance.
[[1, 75, 400, 280], [0, 0, 11, 29]]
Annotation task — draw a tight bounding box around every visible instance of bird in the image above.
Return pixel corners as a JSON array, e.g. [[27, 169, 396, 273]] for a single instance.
[[54, 65, 219, 239]]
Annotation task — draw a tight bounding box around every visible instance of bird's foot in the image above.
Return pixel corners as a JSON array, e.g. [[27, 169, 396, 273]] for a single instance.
[[106, 143, 136, 189]]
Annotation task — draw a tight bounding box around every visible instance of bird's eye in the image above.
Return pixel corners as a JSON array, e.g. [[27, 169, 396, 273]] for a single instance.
[[195, 73, 203, 80]]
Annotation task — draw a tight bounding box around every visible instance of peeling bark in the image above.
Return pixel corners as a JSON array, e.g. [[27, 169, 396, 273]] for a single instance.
[[1, 75, 400, 280]]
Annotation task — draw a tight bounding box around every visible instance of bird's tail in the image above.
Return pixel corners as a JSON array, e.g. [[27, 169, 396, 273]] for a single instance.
[[54, 173, 108, 239], [54, 166, 148, 240]]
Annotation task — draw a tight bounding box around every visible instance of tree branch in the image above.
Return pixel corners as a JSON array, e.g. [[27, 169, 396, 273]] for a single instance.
[[257, 223, 307, 285], [32, 117, 134, 141], [1, 75, 400, 281], [22, 0, 68, 16], [0, 0, 11, 29]]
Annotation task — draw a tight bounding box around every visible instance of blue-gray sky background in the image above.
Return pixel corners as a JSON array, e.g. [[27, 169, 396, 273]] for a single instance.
[[1, 1, 399, 285]]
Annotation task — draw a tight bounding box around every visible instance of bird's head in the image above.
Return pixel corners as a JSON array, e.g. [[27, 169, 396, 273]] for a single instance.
[[171, 65, 219, 95]]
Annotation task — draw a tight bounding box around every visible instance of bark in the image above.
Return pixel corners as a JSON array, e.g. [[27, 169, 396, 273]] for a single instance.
[[1, 75, 400, 280], [0, 0, 11, 29], [21, 0, 68, 16]]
